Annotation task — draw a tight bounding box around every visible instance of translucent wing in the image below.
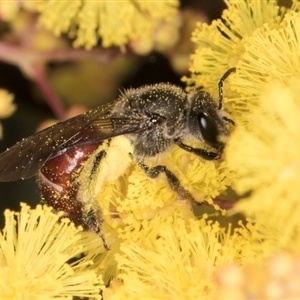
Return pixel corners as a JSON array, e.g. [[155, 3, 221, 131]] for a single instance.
[[0, 102, 143, 181]]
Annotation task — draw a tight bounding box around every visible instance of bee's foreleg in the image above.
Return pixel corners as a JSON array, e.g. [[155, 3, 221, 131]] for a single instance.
[[139, 162, 195, 202], [176, 140, 220, 160]]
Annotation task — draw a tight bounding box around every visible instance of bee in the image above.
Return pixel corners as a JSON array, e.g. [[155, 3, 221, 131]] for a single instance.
[[0, 68, 235, 248]]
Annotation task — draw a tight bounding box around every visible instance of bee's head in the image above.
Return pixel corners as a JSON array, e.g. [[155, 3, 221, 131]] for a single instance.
[[184, 90, 233, 151]]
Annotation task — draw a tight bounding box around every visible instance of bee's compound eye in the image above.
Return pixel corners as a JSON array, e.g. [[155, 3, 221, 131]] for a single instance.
[[198, 112, 219, 147]]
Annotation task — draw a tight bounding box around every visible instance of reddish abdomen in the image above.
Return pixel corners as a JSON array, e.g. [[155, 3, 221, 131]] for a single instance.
[[37, 144, 99, 228]]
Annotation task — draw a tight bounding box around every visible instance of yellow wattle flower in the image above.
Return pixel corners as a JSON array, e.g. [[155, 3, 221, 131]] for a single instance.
[[183, 0, 286, 92], [0, 89, 15, 139], [0, 203, 104, 299], [105, 213, 248, 300], [231, 10, 300, 117], [35, 0, 179, 49], [226, 79, 300, 252], [184, 0, 299, 123], [0, 90, 15, 119], [98, 142, 234, 229]]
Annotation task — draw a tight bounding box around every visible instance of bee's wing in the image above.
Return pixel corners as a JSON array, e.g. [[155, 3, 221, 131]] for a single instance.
[[0, 102, 143, 181]]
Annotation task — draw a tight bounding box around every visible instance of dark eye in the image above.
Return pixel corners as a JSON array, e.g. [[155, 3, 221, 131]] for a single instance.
[[198, 112, 220, 148]]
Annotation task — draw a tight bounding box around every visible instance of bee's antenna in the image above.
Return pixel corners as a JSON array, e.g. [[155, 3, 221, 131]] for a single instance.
[[218, 67, 236, 110]]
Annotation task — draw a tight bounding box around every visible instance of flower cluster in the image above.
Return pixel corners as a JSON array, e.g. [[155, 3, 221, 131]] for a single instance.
[[41, 1, 179, 49], [2, 0, 180, 50], [0, 203, 104, 299], [184, 0, 300, 297]]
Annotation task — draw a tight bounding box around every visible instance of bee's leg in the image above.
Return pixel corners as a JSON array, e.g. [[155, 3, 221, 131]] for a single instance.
[[218, 67, 236, 110], [176, 140, 220, 160], [82, 149, 110, 250], [83, 205, 109, 250], [139, 163, 195, 201]]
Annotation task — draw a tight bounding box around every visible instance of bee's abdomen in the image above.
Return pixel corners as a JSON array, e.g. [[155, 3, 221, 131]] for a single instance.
[[37, 144, 100, 227]]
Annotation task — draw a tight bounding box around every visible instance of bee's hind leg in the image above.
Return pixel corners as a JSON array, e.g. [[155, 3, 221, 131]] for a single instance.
[[83, 204, 110, 250]]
